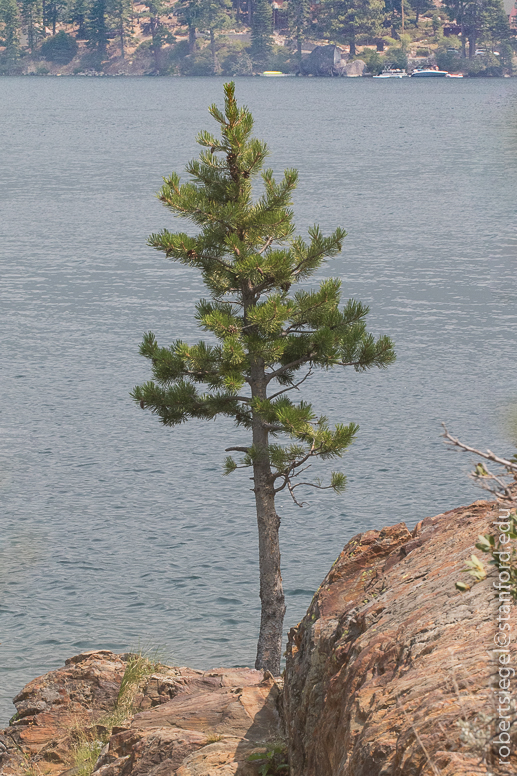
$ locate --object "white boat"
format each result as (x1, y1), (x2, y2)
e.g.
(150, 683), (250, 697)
(410, 69), (449, 77)
(373, 68), (408, 78)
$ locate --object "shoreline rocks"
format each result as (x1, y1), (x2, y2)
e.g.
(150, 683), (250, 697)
(1, 499), (515, 775)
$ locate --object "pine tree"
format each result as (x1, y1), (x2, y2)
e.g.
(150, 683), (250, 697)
(20, 0), (42, 52)
(86, 0), (109, 55)
(141, 0), (175, 71)
(321, 0), (384, 56)
(198, 0), (233, 74)
(250, 0), (273, 66)
(289, 0), (310, 68)
(175, 0), (204, 53)
(132, 83), (395, 674)
(111, 0), (132, 59)
(0, 0), (21, 70)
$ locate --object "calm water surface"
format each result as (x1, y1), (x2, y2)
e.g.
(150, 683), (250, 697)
(1, 77), (517, 723)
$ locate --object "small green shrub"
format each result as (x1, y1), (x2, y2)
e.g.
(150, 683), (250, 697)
(247, 742), (289, 775)
(67, 650), (162, 776)
(359, 48), (384, 74)
(436, 49), (462, 72)
(415, 47), (429, 56)
(40, 31), (78, 64)
(456, 511), (517, 599)
(387, 47), (408, 70)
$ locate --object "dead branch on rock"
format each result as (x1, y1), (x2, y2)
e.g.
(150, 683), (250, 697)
(442, 424), (517, 503)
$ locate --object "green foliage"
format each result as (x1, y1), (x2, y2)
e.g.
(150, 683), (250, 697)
(456, 512), (517, 599)
(20, 0), (42, 52)
(250, 0), (273, 65)
(435, 47), (461, 71)
(319, 0), (384, 56)
(86, 0), (109, 54)
(442, 0), (511, 56)
(463, 51), (503, 75)
(288, 0), (311, 65)
(222, 43), (253, 75)
(247, 742), (289, 775)
(133, 82), (395, 506)
(0, 0), (20, 48)
(359, 46), (384, 72)
(387, 45), (408, 68)
(40, 30), (78, 63)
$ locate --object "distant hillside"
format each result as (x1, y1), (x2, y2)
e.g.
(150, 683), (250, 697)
(1, 0), (515, 75)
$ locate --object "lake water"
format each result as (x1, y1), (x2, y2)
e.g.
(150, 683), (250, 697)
(1, 76), (517, 724)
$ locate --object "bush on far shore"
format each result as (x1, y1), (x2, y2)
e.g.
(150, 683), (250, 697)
(40, 31), (78, 64)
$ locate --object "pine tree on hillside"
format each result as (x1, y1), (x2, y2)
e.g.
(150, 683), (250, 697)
(321, 0), (384, 56)
(132, 83), (395, 674)
(86, 0), (109, 55)
(250, 0), (273, 66)
(20, 0), (42, 52)
(0, 0), (21, 69)
(198, 0), (233, 74)
(289, 0), (311, 68)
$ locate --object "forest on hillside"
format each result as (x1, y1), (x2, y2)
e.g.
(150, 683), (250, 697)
(0, 0), (515, 76)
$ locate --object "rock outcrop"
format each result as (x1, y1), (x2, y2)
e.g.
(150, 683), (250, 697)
(284, 500), (516, 775)
(300, 45), (345, 76)
(92, 667), (282, 776)
(0, 653), (282, 776)
(0, 650), (126, 775)
(1, 500), (515, 776)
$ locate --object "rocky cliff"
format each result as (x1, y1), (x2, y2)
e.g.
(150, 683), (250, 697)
(1, 499), (515, 776)
(284, 499), (515, 775)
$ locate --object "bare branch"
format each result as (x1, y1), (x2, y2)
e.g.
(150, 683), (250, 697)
(287, 480), (306, 507)
(442, 424), (517, 472)
(257, 236), (275, 255)
(225, 446), (251, 454)
(268, 368), (313, 400)
(266, 356), (313, 383)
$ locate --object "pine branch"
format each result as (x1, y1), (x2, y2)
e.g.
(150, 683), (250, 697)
(268, 369), (313, 400)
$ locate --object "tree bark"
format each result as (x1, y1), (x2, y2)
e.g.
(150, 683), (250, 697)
(210, 28), (217, 74)
(188, 25), (196, 54)
(250, 356), (286, 675)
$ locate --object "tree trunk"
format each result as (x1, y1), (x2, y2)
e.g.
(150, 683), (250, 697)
(210, 28), (217, 74)
(188, 24), (196, 54)
(297, 34), (302, 68)
(468, 32), (475, 58)
(349, 30), (356, 57)
(250, 357), (286, 676)
(151, 18), (161, 71)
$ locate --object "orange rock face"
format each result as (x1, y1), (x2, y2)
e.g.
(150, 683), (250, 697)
(0, 650), (126, 775)
(284, 500), (517, 776)
(92, 667), (282, 776)
(0, 656), (282, 776)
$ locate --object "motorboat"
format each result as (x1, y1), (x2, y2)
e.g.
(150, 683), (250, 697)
(410, 69), (449, 77)
(373, 68), (408, 78)
(259, 71), (294, 77)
